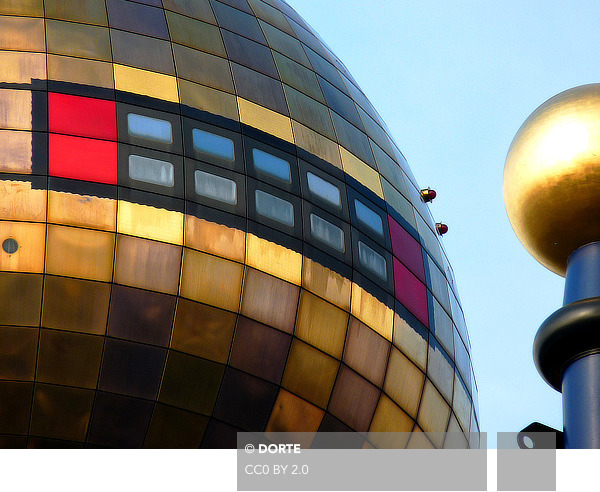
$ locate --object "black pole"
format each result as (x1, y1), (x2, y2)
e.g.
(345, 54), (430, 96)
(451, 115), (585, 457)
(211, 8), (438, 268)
(533, 241), (600, 449)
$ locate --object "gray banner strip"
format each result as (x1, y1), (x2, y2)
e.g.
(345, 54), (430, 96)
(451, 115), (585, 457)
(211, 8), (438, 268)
(237, 433), (487, 491)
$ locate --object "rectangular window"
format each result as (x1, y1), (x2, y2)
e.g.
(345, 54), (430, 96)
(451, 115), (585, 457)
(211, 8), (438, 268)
(354, 199), (384, 236)
(194, 170), (237, 205)
(255, 189), (293, 226)
(358, 241), (387, 281)
(309, 214), (344, 253)
(128, 155), (174, 187)
(127, 113), (172, 143)
(306, 172), (341, 208)
(252, 148), (291, 183)
(192, 128), (234, 161)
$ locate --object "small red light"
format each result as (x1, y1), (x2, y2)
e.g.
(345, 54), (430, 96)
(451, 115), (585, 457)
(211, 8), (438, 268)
(420, 188), (437, 202)
(436, 223), (448, 235)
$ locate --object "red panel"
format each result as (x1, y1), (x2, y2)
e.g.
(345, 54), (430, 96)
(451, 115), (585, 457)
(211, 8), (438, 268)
(393, 257), (428, 327)
(388, 215), (426, 282)
(48, 92), (117, 140)
(49, 133), (118, 185)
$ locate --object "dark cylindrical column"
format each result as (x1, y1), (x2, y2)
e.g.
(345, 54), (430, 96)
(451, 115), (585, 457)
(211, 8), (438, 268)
(562, 353), (600, 448)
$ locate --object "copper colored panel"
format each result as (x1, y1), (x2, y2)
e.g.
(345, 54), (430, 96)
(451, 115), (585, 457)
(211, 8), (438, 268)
(295, 290), (348, 359)
(0, 221), (46, 273)
(171, 298), (236, 363)
(350, 282), (393, 341)
(281, 339), (339, 409)
(417, 380), (451, 448)
(48, 188), (117, 232)
(47, 55), (115, 90)
(45, 225), (115, 282)
(393, 307), (428, 371)
(343, 317), (390, 387)
(114, 234), (182, 295)
(42, 276), (111, 335)
(302, 257), (350, 311)
(213, 368), (278, 431)
(266, 389), (324, 442)
(0, 89), (33, 131)
(0, 272), (42, 326)
(159, 351), (224, 414)
(241, 268), (299, 333)
(36, 329), (103, 389)
(229, 317), (291, 384)
(30, 384), (94, 442)
(178, 79), (240, 122)
(144, 404), (209, 448)
(108, 285), (176, 346)
(328, 365), (380, 432)
(0, 326), (38, 380)
(180, 248), (244, 312)
(368, 394), (413, 448)
(98, 339), (167, 399)
(0, 381), (33, 433)
(117, 200), (184, 245)
(0, 51), (46, 86)
(291, 121), (343, 171)
(87, 392), (154, 448)
(0, 16), (45, 52)
(44, 0), (108, 25)
(0, 177), (46, 222)
(0, 0), (44, 16)
(384, 347), (424, 419)
(185, 215), (245, 263)
(0, 130), (36, 174)
(173, 43), (233, 91)
(46, 19), (111, 60)
(246, 234), (302, 285)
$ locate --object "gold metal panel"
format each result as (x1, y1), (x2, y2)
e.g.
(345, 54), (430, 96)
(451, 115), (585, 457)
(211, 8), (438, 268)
(0, 272), (42, 326)
(184, 215), (245, 263)
(417, 380), (451, 448)
(0, 89), (32, 130)
(114, 234), (182, 295)
(350, 282), (393, 341)
(48, 54), (114, 89)
(0, 0), (44, 16)
(114, 64), (179, 103)
(0, 51), (45, 85)
(0, 130), (34, 174)
(368, 394), (413, 448)
(344, 317), (390, 386)
(0, 221), (46, 273)
(45, 0), (108, 26)
(36, 329), (104, 389)
(295, 290), (348, 359)
(238, 97), (294, 144)
(302, 257), (351, 311)
(180, 248), (244, 312)
(0, 326), (38, 380)
(46, 19), (111, 61)
(0, 16), (45, 52)
(45, 225), (115, 282)
(384, 347), (424, 418)
(393, 310), (428, 371)
(291, 121), (343, 170)
(265, 389), (324, 445)
(48, 189), (117, 231)
(173, 43), (233, 92)
(282, 339), (338, 408)
(340, 146), (384, 199)
(178, 79), (239, 121)
(241, 267), (300, 334)
(166, 11), (225, 56)
(504, 84), (600, 275)
(42, 276), (111, 335)
(117, 200), (184, 245)
(30, 384), (94, 442)
(246, 233), (302, 286)
(171, 298), (236, 363)
(0, 178), (46, 222)
(453, 373), (471, 433)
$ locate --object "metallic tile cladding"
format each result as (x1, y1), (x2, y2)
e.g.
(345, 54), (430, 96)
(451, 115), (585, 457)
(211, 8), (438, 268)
(0, 0), (478, 448)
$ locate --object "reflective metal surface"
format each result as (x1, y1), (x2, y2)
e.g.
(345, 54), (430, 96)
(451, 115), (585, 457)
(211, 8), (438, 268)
(504, 84), (600, 275)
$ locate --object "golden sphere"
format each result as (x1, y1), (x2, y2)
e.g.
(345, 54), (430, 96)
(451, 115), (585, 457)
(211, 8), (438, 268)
(504, 84), (600, 276)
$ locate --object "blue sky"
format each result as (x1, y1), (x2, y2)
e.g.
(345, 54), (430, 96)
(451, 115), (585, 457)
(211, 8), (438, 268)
(289, 0), (600, 439)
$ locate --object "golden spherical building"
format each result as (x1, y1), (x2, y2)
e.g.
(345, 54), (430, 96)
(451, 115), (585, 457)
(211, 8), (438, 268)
(0, 0), (478, 448)
(504, 84), (600, 276)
